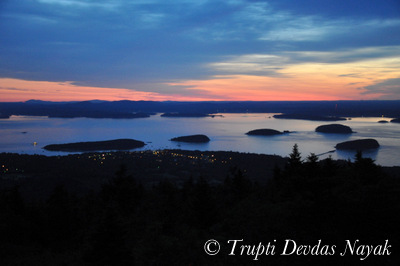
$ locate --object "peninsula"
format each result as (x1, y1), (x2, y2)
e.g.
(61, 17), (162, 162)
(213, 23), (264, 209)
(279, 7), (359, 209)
(43, 139), (146, 152)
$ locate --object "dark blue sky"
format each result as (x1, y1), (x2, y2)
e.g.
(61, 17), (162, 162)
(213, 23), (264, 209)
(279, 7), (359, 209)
(1, 0), (400, 101)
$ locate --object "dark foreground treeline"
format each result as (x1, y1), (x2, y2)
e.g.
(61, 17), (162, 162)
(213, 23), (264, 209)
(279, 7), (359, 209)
(1, 149), (399, 265)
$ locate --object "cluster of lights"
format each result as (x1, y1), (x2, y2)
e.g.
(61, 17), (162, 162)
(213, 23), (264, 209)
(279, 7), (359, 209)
(1, 164), (24, 174)
(1, 164), (8, 173)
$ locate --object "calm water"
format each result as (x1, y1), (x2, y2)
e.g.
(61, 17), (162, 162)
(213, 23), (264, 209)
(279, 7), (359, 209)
(1, 114), (399, 166)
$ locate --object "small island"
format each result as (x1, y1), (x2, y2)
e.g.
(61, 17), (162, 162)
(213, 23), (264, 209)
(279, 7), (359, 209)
(315, 124), (353, 134)
(44, 139), (146, 152)
(335, 139), (380, 151)
(170, 134), (210, 143)
(273, 114), (346, 121)
(378, 120), (389, 123)
(246, 129), (285, 136)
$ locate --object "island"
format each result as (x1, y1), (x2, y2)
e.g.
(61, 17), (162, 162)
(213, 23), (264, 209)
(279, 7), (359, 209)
(315, 124), (353, 134)
(246, 129), (286, 136)
(378, 120), (389, 123)
(335, 139), (380, 151)
(170, 134), (210, 143)
(391, 118), (400, 123)
(43, 139), (146, 152)
(274, 114), (346, 121)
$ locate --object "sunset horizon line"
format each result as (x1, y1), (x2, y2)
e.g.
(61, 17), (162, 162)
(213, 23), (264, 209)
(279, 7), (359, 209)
(2, 98), (400, 103)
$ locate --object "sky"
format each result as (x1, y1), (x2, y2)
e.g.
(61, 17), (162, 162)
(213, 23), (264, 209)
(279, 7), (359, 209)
(1, 0), (400, 102)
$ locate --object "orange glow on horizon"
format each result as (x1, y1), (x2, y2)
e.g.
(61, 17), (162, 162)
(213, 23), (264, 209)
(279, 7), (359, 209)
(0, 78), (211, 102)
(165, 52), (400, 101)
(1, 52), (400, 103)
(166, 74), (379, 101)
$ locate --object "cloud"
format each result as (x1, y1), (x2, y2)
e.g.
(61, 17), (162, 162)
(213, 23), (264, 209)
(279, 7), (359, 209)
(166, 46), (400, 101)
(259, 16), (400, 42)
(266, 0), (400, 18)
(207, 46), (400, 78)
(259, 16), (337, 42)
(360, 78), (400, 99)
(209, 54), (287, 76)
(286, 46), (400, 64)
(0, 87), (32, 92)
(36, 0), (120, 9)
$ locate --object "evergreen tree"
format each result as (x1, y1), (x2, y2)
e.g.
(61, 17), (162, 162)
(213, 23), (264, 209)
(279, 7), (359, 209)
(306, 153), (318, 164)
(353, 150), (380, 183)
(287, 143), (302, 170)
(322, 155), (336, 176)
(101, 164), (143, 215)
(84, 207), (132, 266)
(305, 153), (319, 177)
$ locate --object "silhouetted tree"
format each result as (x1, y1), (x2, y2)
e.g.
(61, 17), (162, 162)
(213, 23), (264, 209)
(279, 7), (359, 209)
(287, 143), (302, 171)
(190, 176), (217, 228)
(321, 155), (336, 177)
(101, 164), (143, 215)
(0, 186), (26, 245)
(306, 153), (318, 164)
(45, 185), (79, 249)
(305, 152), (319, 177)
(273, 164), (282, 180)
(353, 151), (381, 183)
(84, 207), (132, 266)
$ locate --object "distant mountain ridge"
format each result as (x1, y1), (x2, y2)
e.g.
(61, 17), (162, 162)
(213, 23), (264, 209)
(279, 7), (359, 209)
(1, 100), (400, 119)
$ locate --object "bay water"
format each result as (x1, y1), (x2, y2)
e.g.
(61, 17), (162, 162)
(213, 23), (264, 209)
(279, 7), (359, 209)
(1, 114), (399, 166)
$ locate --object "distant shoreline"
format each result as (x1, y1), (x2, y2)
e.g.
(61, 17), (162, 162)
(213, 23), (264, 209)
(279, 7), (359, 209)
(273, 114), (346, 121)
(1, 100), (400, 119)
